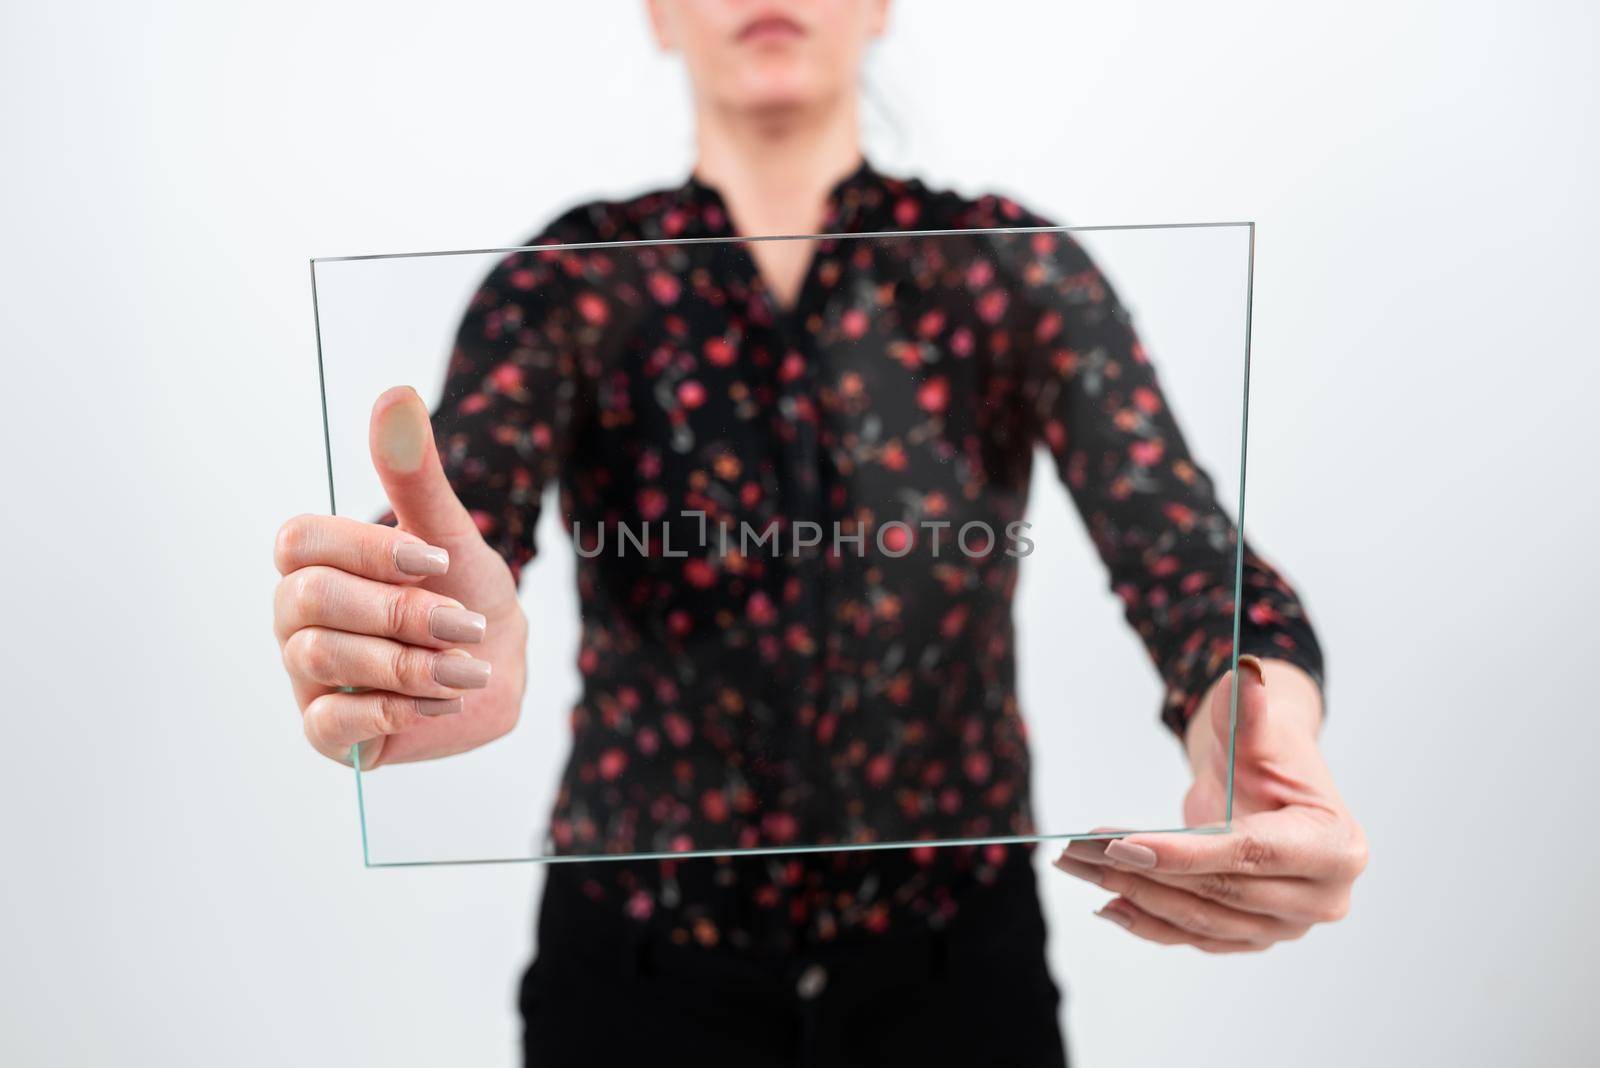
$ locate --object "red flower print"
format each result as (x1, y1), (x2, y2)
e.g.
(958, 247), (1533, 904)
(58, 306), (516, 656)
(625, 890), (654, 921)
(598, 748), (628, 782)
(746, 591), (777, 626)
(704, 336), (736, 367)
(683, 558), (716, 589)
(1130, 439), (1165, 467)
(841, 307), (869, 340)
(941, 605), (969, 639)
(762, 812), (798, 844)
(1034, 310), (1062, 342)
(576, 291), (609, 326)
(667, 609), (692, 638)
(977, 289), (1008, 324)
(663, 713), (692, 748)
(890, 340), (922, 371)
(815, 712), (836, 744)
(700, 789), (728, 823)
(1248, 601), (1282, 626)
(638, 487), (668, 520)
(677, 379), (707, 409)
(648, 271), (681, 305)
(866, 752), (893, 787)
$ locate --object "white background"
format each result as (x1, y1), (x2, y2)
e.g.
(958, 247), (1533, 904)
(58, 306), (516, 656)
(2, 1), (1596, 1065)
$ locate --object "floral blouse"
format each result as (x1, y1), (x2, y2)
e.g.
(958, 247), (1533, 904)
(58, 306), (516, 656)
(429, 161), (1322, 951)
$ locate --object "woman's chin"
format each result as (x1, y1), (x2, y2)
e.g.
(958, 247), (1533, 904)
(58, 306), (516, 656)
(722, 69), (836, 116)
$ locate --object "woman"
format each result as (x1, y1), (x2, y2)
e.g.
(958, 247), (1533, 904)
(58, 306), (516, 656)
(272, 3), (1366, 1065)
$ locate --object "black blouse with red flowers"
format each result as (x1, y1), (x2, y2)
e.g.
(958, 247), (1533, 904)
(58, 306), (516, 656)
(429, 161), (1322, 951)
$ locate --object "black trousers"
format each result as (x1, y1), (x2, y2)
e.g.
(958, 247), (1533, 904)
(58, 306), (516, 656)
(520, 860), (1069, 1068)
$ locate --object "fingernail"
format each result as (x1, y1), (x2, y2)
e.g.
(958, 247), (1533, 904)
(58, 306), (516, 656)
(1053, 853), (1104, 884)
(348, 741), (379, 771)
(1105, 840), (1159, 869)
(430, 605), (486, 643)
(1238, 654), (1267, 688)
(374, 388), (429, 473)
(1065, 839), (1112, 863)
(433, 652), (491, 689)
(1096, 905), (1134, 930)
(396, 541), (449, 576)
(417, 697), (464, 717)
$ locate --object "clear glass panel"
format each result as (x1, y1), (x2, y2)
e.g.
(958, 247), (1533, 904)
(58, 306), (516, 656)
(309, 223), (1253, 866)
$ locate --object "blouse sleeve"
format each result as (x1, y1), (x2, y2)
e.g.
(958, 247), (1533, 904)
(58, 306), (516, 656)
(422, 217), (598, 583)
(1008, 229), (1325, 737)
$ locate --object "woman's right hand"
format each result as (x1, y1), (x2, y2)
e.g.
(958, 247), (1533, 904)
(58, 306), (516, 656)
(274, 386), (529, 769)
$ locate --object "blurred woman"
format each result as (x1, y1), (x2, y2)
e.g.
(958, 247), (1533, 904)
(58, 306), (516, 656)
(272, 3), (1364, 1065)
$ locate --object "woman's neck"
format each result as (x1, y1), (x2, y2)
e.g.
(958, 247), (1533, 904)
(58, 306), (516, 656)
(691, 97), (862, 308)
(692, 98), (863, 239)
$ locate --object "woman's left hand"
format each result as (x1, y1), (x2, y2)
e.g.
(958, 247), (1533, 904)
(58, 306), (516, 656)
(1053, 655), (1367, 952)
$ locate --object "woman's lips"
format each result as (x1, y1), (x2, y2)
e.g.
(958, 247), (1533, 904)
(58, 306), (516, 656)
(737, 15), (806, 44)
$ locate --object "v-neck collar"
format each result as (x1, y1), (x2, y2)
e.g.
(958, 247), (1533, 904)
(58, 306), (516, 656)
(677, 157), (890, 240)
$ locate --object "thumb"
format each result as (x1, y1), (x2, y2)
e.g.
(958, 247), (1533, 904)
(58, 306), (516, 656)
(1207, 653), (1272, 756)
(369, 386), (477, 544)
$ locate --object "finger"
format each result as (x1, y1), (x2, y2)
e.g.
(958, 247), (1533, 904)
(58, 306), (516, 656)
(282, 627), (492, 697)
(1054, 855), (1309, 943)
(1095, 898), (1265, 954)
(1088, 811), (1358, 880)
(1061, 834), (1190, 866)
(1058, 845), (1337, 923)
(275, 513), (450, 583)
(274, 566), (486, 648)
(303, 689), (463, 764)
(370, 386), (479, 546)
(1200, 654), (1271, 753)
